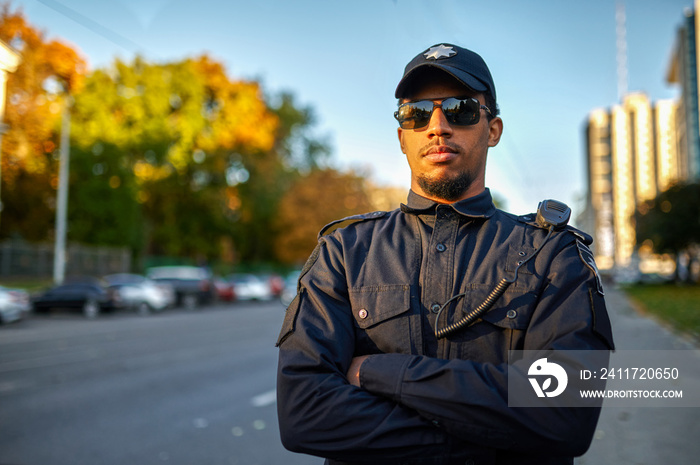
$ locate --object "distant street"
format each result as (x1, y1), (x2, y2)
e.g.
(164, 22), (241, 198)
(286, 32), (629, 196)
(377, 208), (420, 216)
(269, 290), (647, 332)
(0, 301), (323, 465)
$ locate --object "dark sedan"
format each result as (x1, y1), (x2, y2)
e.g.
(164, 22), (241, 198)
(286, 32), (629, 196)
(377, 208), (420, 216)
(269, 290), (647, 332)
(32, 281), (121, 318)
(146, 266), (216, 309)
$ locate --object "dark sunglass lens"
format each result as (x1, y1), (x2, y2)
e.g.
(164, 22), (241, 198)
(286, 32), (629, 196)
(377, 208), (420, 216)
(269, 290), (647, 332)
(443, 98), (479, 126)
(398, 101), (433, 129)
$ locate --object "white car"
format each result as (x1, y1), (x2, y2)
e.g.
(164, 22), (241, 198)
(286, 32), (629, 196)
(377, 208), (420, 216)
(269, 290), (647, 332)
(228, 274), (272, 301)
(280, 270), (302, 307)
(0, 286), (30, 324)
(104, 274), (174, 314)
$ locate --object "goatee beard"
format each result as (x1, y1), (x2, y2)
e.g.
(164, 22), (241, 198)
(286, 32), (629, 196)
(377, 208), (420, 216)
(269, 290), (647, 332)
(416, 171), (473, 202)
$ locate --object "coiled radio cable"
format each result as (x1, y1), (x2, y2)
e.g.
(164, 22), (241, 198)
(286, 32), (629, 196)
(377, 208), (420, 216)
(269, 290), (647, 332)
(435, 227), (555, 339)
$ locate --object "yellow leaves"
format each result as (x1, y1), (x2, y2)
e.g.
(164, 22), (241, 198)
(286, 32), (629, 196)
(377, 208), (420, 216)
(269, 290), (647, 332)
(165, 145), (190, 173)
(193, 56), (279, 153)
(193, 55), (229, 94)
(133, 160), (172, 182)
(43, 40), (87, 93)
(72, 52), (281, 177)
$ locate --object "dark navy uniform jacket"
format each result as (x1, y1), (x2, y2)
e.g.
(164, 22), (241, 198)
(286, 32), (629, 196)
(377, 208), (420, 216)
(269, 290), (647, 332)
(276, 189), (615, 465)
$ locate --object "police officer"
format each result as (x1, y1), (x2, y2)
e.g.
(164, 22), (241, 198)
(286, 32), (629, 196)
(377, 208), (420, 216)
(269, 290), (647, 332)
(276, 43), (614, 465)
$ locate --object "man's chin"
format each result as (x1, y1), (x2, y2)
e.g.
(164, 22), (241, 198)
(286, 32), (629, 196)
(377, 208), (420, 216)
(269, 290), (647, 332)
(416, 173), (472, 202)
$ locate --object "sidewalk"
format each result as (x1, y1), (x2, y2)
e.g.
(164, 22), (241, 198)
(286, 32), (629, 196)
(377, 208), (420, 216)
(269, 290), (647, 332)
(577, 285), (700, 464)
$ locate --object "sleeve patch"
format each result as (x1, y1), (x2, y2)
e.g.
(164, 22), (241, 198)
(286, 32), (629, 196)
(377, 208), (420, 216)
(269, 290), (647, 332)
(275, 243), (321, 347)
(275, 291), (302, 347)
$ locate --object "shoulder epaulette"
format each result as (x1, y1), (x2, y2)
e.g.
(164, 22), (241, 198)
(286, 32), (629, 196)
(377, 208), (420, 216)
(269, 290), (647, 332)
(318, 211), (388, 238)
(516, 213), (593, 245)
(516, 212), (538, 227)
(565, 225), (593, 245)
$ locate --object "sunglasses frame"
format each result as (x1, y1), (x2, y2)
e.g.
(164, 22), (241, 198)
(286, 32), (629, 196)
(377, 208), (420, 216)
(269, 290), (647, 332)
(394, 97), (492, 130)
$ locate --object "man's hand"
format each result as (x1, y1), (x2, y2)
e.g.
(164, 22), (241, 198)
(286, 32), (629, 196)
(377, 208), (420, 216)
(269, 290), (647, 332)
(346, 355), (370, 387)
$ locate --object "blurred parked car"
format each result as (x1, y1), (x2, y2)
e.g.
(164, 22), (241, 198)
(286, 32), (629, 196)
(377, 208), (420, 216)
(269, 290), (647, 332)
(213, 277), (236, 302)
(32, 278), (120, 318)
(280, 270), (302, 307)
(227, 273), (272, 301)
(103, 273), (174, 314)
(146, 266), (216, 309)
(0, 285), (31, 324)
(262, 274), (285, 298)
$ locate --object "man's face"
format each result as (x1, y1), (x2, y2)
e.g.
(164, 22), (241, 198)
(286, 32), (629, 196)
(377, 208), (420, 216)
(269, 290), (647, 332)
(397, 74), (503, 203)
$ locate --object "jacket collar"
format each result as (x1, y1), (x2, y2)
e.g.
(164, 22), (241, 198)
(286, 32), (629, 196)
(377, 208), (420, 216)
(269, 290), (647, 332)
(401, 188), (496, 219)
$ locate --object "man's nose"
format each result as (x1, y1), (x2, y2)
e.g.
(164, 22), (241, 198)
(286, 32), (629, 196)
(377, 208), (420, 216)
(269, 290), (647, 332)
(427, 106), (453, 137)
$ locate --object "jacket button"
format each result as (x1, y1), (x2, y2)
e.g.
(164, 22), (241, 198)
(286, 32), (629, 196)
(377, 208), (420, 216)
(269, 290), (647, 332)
(358, 309), (368, 319)
(436, 243), (447, 252)
(507, 310), (517, 319)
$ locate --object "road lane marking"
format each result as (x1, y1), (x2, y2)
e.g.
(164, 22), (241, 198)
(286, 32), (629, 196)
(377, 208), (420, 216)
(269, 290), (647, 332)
(251, 389), (276, 407)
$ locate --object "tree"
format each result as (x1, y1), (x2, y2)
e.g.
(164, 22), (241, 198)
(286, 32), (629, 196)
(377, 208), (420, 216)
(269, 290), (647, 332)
(68, 54), (337, 267)
(273, 168), (373, 265)
(229, 92), (332, 265)
(0, 4), (345, 269)
(635, 182), (700, 283)
(0, 3), (86, 240)
(68, 55), (282, 261)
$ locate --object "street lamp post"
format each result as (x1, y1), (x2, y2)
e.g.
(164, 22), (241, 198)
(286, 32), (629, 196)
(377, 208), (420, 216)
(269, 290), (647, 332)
(53, 96), (72, 284)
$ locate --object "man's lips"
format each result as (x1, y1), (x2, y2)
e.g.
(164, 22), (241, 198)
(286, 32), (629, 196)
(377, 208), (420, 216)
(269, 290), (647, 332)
(422, 146), (458, 163)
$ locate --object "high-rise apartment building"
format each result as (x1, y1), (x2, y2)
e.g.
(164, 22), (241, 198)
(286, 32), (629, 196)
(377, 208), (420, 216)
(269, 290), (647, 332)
(655, 99), (682, 191)
(584, 109), (615, 271)
(667, 0), (700, 181)
(583, 94), (676, 272)
(581, 2), (698, 277)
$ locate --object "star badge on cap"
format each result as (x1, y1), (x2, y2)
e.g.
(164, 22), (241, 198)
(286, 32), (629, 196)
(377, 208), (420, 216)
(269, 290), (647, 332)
(424, 44), (456, 60)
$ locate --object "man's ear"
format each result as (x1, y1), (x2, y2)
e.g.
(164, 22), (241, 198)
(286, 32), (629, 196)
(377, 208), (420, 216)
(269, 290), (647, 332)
(397, 127), (406, 153)
(488, 117), (503, 147)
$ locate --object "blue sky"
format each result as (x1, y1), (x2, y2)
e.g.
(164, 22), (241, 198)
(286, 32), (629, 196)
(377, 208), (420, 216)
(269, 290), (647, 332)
(9, 0), (694, 219)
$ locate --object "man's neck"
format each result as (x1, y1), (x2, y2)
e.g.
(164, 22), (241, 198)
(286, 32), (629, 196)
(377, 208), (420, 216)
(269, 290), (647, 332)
(411, 185), (486, 204)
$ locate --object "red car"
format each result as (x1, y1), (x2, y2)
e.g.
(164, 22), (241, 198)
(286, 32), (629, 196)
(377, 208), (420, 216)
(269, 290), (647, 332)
(213, 277), (236, 302)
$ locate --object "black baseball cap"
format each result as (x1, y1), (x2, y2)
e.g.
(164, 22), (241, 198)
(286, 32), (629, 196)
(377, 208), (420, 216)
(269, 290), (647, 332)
(395, 43), (497, 103)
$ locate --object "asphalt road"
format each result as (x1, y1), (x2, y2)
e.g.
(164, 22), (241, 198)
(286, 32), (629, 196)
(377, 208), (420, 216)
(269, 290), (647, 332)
(3, 287), (697, 464)
(0, 301), (323, 465)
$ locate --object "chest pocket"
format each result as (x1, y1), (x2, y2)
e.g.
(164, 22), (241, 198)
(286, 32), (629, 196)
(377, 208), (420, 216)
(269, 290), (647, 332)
(348, 284), (413, 355)
(453, 285), (537, 362)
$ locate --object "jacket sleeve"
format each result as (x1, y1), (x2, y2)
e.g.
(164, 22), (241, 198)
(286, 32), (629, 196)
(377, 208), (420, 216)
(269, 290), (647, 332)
(358, 237), (615, 457)
(276, 238), (448, 461)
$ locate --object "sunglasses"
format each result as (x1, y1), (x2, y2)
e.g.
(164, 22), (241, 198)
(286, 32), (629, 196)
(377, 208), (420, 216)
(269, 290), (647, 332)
(394, 97), (492, 130)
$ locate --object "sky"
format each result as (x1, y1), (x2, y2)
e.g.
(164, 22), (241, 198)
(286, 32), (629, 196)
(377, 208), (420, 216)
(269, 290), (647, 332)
(6, 0), (695, 220)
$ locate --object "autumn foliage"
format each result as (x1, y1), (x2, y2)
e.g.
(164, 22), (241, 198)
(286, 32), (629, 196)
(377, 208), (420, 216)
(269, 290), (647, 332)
(0, 4), (86, 239)
(274, 169), (374, 265)
(0, 4), (391, 269)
